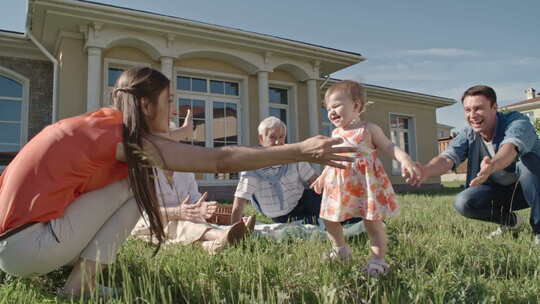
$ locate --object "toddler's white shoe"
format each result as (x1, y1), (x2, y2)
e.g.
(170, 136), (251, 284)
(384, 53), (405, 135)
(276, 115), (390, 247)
(325, 244), (352, 262)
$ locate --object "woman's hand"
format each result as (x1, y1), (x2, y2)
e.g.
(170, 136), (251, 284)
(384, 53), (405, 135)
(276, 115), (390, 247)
(299, 136), (357, 169)
(177, 192), (217, 223)
(182, 109), (193, 132)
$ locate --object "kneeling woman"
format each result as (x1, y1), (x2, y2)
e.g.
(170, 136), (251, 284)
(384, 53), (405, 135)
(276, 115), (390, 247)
(0, 67), (355, 297)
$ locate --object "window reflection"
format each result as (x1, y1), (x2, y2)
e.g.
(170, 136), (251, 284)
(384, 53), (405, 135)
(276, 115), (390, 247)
(176, 75), (241, 181)
(107, 68), (124, 87)
(0, 76), (22, 98)
(269, 87), (287, 104)
(270, 107), (287, 124)
(0, 100), (21, 121)
(0, 75), (23, 152)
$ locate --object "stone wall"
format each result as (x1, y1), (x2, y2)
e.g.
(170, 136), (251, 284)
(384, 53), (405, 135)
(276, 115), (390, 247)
(0, 56), (53, 139)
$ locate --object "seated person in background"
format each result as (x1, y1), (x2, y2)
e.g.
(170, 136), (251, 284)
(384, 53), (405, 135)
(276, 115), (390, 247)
(132, 169), (253, 254)
(231, 117), (321, 224)
(132, 109), (254, 254)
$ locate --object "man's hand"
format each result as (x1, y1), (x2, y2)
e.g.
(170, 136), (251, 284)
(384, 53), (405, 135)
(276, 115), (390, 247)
(400, 160), (422, 185)
(404, 162), (427, 187)
(470, 156), (494, 187)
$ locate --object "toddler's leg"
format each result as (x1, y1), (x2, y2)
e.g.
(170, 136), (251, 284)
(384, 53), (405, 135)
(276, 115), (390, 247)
(323, 219), (351, 261)
(324, 219), (346, 248)
(362, 219), (389, 276)
(363, 219), (387, 261)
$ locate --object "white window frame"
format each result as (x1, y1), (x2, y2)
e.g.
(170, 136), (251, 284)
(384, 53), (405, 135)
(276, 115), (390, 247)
(0, 66), (29, 155)
(268, 80), (298, 143)
(175, 67), (249, 186)
(102, 58), (150, 107)
(388, 112), (417, 175)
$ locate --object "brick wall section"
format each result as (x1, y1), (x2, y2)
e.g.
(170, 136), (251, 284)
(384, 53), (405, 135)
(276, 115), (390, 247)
(0, 56), (53, 139)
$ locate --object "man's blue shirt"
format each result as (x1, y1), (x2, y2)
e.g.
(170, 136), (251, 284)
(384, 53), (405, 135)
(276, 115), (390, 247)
(441, 111), (540, 187)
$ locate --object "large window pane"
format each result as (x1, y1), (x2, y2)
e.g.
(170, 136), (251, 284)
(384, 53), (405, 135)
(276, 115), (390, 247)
(0, 122), (21, 144)
(226, 103), (238, 142)
(390, 116), (397, 128)
(177, 76), (191, 91)
(270, 107), (287, 125)
(192, 78), (207, 92)
(107, 68), (124, 87)
(400, 132), (410, 153)
(192, 100), (205, 120)
(213, 102), (225, 141)
(193, 120), (205, 146)
(178, 98), (191, 116)
(214, 141), (239, 180)
(225, 82), (239, 96)
(269, 87), (288, 105)
(0, 76), (22, 98)
(0, 100), (21, 121)
(399, 117), (409, 129)
(0, 143), (19, 152)
(177, 98), (190, 127)
(390, 114), (415, 173)
(210, 80), (224, 94)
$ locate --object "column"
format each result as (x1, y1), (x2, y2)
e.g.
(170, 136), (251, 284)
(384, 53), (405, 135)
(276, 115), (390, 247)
(306, 78), (319, 136)
(257, 71), (269, 122)
(86, 46), (102, 111)
(160, 56), (174, 81)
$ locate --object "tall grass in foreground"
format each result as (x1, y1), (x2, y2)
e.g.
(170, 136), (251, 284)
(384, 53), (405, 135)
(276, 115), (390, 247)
(1, 184), (540, 303)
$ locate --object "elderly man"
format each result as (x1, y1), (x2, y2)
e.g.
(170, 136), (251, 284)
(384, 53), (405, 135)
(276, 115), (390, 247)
(411, 85), (540, 245)
(231, 117), (321, 224)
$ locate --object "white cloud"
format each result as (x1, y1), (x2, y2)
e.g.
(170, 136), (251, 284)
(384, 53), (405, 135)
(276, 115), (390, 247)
(508, 56), (540, 66)
(397, 48), (482, 57)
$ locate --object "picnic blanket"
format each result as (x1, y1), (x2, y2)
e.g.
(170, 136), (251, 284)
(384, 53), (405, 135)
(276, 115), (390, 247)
(213, 220), (365, 242)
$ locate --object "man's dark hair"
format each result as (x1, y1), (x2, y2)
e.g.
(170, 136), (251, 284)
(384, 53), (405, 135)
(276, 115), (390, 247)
(461, 85), (497, 106)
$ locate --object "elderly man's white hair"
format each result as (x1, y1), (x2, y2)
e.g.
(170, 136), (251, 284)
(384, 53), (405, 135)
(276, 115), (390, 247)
(258, 116), (287, 135)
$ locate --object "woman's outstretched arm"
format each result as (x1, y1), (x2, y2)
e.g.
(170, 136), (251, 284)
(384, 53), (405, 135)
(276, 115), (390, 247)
(126, 134), (358, 173)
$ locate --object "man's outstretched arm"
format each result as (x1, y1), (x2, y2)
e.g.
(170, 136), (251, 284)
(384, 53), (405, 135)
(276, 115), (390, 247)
(409, 155), (454, 186)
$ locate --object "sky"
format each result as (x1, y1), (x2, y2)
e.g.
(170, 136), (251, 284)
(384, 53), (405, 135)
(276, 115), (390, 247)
(2, 0), (539, 130)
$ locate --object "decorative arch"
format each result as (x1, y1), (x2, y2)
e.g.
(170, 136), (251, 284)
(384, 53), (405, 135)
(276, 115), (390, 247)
(178, 50), (261, 74)
(270, 62), (311, 81)
(103, 36), (162, 60)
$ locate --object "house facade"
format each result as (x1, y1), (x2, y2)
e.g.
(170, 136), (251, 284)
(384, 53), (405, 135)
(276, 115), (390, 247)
(501, 88), (540, 124)
(436, 123), (454, 139)
(0, 0), (455, 200)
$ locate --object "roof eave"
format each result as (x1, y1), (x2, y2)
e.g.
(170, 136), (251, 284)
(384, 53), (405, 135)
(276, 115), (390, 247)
(321, 78), (456, 108)
(503, 100), (540, 111)
(35, 0), (364, 66)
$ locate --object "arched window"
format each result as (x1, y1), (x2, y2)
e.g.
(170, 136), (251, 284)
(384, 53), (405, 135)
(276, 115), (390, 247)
(0, 72), (27, 152)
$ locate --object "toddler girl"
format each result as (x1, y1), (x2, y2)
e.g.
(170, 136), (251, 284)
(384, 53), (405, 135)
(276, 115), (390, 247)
(312, 80), (420, 276)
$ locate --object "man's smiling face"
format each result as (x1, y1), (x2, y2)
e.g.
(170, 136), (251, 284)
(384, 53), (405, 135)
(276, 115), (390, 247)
(463, 94), (498, 139)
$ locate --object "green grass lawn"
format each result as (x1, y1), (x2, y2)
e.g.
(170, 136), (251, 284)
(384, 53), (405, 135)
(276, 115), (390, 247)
(1, 183), (539, 304)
